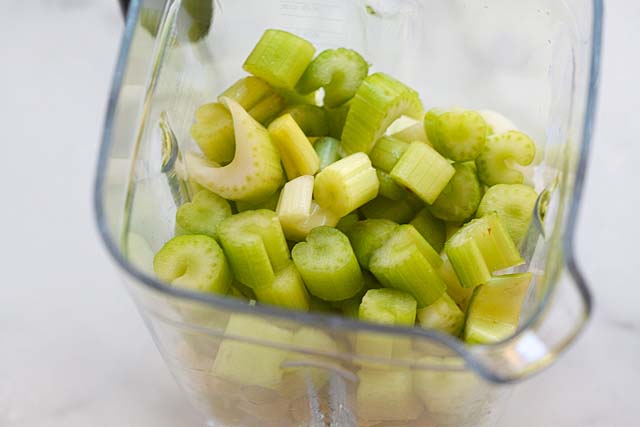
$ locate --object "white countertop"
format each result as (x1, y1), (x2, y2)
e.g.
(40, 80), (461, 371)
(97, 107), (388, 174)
(0, 1), (638, 426)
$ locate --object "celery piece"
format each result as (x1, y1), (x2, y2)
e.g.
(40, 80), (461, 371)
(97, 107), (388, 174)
(183, 0), (213, 42)
(369, 225), (446, 307)
(248, 92), (286, 125)
(390, 121), (429, 144)
(219, 76), (275, 111)
(439, 257), (473, 311)
(314, 153), (379, 217)
(346, 219), (399, 269)
(313, 136), (341, 170)
(331, 271), (381, 317)
(464, 273), (533, 344)
(342, 73), (423, 154)
(430, 162), (482, 222)
(445, 221), (462, 241)
(410, 207), (446, 253)
(325, 102), (350, 139)
(276, 175), (314, 229)
(308, 295), (339, 313)
(212, 314), (293, 389)
(282, 104), (329, 137)
(190, 103), (235, 165)
(476, 130), (536, 185)
(285, 201), (340, 242)
(478, 109), (518, 135)
(235, 189), (280, 212)
(377, 169), (409, 201)
(445, 213), (523, 288)
(476, 183), (538, 246)
(424, 109), (488, 161)
(357, 369), (423, 422)
(230, 280), (256, 300)
(186, 98), (284, 203)
(390, 142), (455, 204)
(175, 189), (232, 240)
(217, 209), (290, 290)
(335, 212), (360, 233)
(153, 235), (232, 295)
(417, 293), (465, 336)
(360, 196), (415, 224)
(243, 29), (315, 90)
(268, 114), (321, 179)
(291, 226), (363, 301)
(254, 261), (310, 311)
(296, 48), (369, 108)
(369, 136), (409, 173)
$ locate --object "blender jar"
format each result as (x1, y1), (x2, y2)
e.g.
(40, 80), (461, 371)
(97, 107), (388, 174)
(95, 0), (602, 426)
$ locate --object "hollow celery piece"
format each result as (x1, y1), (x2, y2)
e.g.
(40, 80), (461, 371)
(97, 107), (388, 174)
(268, 114), (320, 179)
(360, 196), (415, 224)
(357, 369), (423, 422)
(445, 213), (523, 289)
(342, 73), (423, 154)
(476, 130), (536, 185)
(376, 169), (409, 201)
(417, 293), (465, 336)
(243, 29), (315, 90)
(217, 209), (290, 289)
(346, 219), (399, 269)
(325, 102), (350, 139)
(254, 261), (310, 311)
(186, 98), (284, 203)
(335, 212), (359, 233)
(430, 162), (483, 222)
(296, 48), (369, 108)
(291, 226), (363, 301)
(476, 183), (538, 246)
(410, 207), (446, 253)
(478, 109), (517, 135)
(369, 225), (446, 307)
(212, 314), (293, 389)
(390, 142), (455, 204)
(190, 103), (235, 165)
(313, 137), (341, 170)
(424, 109), (488, 161)
(369, 136), (409, 173)
(235, 189), (280, 212)
(175, 190), (232, 240)
(153, 235), (232, 295)
(464, 272), (533, 344)
(314, 153), (379, 217)
(282, 104), (329, 137)
(440, 256), (473, 311)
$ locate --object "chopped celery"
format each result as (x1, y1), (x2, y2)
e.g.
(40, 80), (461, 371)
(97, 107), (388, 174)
(268, 114), (320, 179)
(430, 162), (482, 222)
(417, 293), (465, 336)
(342, 73), (423, 154)
(153, 235), (232, 295)
(390, 121), (429, 144)
(390, 142), (455, 204)
(369, 136), (409, 173)
(282, 104), (329, 137)
(230, 280), (256, 300)
(369, 225), (446, 307)
(217, 209), (290, 289)
(175, 190), (232, 240)
(424, 109), (488, 161)
(476, 130), (536, 185)
(254, 261), (310, 311)
(291, 226), (363, 301)
(190, 103), (235, 165)
(331, 271), (381, 317)
(296, 48), (369, 107)
(243, 29), (315, 90)
(464, 273), (533, 344)
(314, 153), (379, 217)
(325, 102), (350, 139)
(476, 183), (538, 246)
(219, 76), (275, 110)
(285, 201), (340, 242)
(357, 369), (423, 422)
(346, 219), (399, 269)
(308, 295), (339, 313)
(360, 196), (415, 224)
(445, 213), (523, 289)
(377, 169), (409, 201)
(313, 136), (341, 170)
(478, 109), (517, 135)
(248, 92), (286, 125)
(335, 212), (360, 233)
(235, 189), (280, 212)
(410, 207), (446, 253)
(445, 221), (462, 241)
(439, 257), (473, 311)
(186, 98), (284, 203)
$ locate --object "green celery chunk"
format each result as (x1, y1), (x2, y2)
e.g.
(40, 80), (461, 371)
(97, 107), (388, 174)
(439, 256), (473, 311)
(282, 104), (329, 136)
(248, 92), (287, 125)
(357, 369), (424, 422)
(175, 189), (232, 240)
(476, 130), (536, 185)
(331, 271), (381, 317)
(235, 189), (280, 212)
(417, 293), (465, 336)
(335, 212), (360, 233)
(153, 235), (232, 295)
(410, 207), (446, 253)
(313, 136), (341, 170)
(430, 162), (483, 222)
(424, 109), (488, 161)
(377, 169), (409, 201)
(268, 114), (320, 179)
(219, 76), (275, 111)
(189, 103), (235, 165)
(291, 226), (363, 301)
(369, 136), (409, 173)
(360, 196), (415, 224)
(254, 261), (310, 311)
(325, 102), (350, 139)
(346, 219), (399, 269)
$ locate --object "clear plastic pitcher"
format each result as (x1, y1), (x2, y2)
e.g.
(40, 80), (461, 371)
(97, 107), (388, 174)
(95, 0), (602, 425)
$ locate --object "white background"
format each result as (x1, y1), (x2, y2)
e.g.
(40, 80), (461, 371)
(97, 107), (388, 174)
(0, 1), (638, 426)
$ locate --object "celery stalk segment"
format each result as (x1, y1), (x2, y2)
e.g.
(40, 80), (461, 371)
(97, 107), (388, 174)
(254, 261), (310, 311)
(424, 109), (488, 161)
(476, 130), (536, 185)
(175, 189), (232, 240)
(346, 219), (399, 269)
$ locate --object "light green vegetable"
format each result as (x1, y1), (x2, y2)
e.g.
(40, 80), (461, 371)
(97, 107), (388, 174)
(424, 109), (488, 161)
(476, 130), (536, 185)
(175, 190), (232, 240)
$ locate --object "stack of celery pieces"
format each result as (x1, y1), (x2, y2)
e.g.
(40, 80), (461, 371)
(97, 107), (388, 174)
(153, 29), (540, 397)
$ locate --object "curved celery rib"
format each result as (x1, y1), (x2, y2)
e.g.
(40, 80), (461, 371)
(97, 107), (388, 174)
(346, 219), (399, 269)
(314, 153), (379, 217)
(369, 224), (446, 307)
(296, 48), (369, 108)
(417, 293), (465, 336)
(153, 235), (232, 295)
(430, 162), (482, 222)
(377, 169), (409, 201)
(410, 207), (446, 253)
(464, 272), (533, 344)
(369, 136), (409, 173)
(282, 104), (329, 137)
(217, 209), (290, 290)
(478, 109), (518, 135)
(313, 137), (341, 170)
(341, 73), (423, 154)
(476, 130), (536, 185)
(254, 261), (310, 311)
(360, 196), (415, 224)
(186, 98), (284, 203)
(291, 226), (363, 301)
(476, 184), (538, 246)
(268, 114), (320, 179)
(424, 109), (488, 161)
(175, 189), (232, 240)
(445, 213), (523, 289)
(390, 142), (455, 204)
(243, 29), (315, 90)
